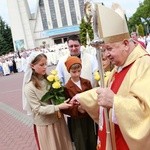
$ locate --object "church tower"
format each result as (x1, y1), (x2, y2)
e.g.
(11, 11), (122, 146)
(7, 0), (35, 51)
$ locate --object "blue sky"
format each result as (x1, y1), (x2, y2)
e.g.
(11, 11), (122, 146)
(0, 0), (144, 25)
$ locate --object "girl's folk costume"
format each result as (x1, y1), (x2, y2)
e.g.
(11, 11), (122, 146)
(22, 52), (73, 150)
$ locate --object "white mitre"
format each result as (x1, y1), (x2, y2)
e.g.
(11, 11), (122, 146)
(94, 3), (130, 43)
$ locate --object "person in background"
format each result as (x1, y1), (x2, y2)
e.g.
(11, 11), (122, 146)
(12, 56), (18, 73)
(15, 55), (22, 72)
(63, 56), (97, 150)
(146, 33), (150, 53)
(101, 53), (113, 72)
(94, 51), (113, 90)
(21, 51), (28, 72)
(22, 51), (73, 150)
(0, 58), (4, 76)
(130, 32), (146, 49)
(2, 58), (10, 76)
(7, 57), (14, 74)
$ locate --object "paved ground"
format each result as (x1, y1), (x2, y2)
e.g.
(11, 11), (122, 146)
(0, 66), (56, 150)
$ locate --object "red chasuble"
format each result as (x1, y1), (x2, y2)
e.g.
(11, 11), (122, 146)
(97, 63), (133, 150)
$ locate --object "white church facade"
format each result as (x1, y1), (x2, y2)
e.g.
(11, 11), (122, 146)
(7, 0), (85, 51)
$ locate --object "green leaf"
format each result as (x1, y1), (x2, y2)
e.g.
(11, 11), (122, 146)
(59, 96), (66, 101)
(53, 99), (64, 105)
(41, 92), (54, 102)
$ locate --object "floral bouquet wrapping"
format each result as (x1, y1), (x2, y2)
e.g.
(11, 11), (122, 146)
(41, 70), (66, 105)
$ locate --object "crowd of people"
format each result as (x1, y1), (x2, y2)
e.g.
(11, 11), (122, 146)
(0, 42), (96, 77)
(0, 44), (64, 76)
(0, 51), (22, 76)
(130, 32), (150, 51)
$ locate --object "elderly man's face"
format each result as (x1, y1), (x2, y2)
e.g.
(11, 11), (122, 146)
(103, 41), (128, 66)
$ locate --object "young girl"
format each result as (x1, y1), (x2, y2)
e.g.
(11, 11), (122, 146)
(22, 51), (73, 150)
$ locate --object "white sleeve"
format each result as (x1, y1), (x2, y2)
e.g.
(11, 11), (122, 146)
(91, 55), (98, 73)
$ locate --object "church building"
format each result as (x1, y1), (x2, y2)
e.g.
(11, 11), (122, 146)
(7, 0), (85, 51)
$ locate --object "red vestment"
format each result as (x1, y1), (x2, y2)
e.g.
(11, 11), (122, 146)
(97, 63), (133, 150)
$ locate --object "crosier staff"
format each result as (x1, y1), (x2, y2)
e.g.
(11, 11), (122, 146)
(89, 3), (112, 150)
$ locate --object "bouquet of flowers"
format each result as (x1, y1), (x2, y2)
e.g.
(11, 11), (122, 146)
(41, 70), (66, 105)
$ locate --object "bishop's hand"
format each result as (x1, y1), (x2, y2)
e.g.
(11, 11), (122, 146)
(96, 87), (114, 109)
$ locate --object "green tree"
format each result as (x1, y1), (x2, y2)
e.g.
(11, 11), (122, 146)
(138, 24), (145, 36)
(79, 18), (94, 47)
(80, 18), (87, 46)
(128, 0), (150, 34)
(0, 17), (13, 55)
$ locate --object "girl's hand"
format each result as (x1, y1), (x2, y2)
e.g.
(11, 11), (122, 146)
(57, 99), (73, 110)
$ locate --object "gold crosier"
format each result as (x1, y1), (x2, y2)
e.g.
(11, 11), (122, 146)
(84, 2), (113, 150)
